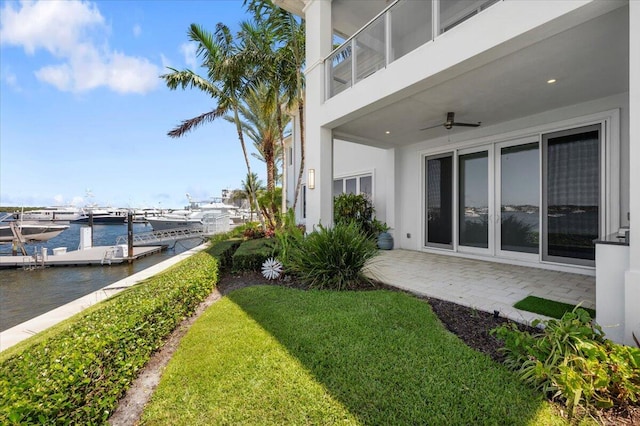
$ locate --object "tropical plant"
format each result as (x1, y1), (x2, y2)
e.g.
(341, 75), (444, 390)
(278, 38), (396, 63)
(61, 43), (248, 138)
(492, 308), (640, 419)
(226, 82), (289, 193)
(257, 187), (282, 230)
(241, 172), (264, 222)
(245, 0), (305, 210)
(333, 193), (379, 238)
(273, 208), (305, 266)
(161, 23), (262, 223)
(286, 222), (379, 290)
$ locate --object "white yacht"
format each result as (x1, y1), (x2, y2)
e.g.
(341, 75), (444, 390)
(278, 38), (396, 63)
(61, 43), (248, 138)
(146, 197), (237, 231)
(17, 206), (86, 222)
(0, 214), (69, 243)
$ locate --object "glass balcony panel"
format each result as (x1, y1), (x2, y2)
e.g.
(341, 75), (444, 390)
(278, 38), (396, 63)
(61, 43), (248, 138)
(390, 0), (432, 62)
(355, 15), (386, 83)
(440, 0), (500, 34)
(328, 43), (353, 97)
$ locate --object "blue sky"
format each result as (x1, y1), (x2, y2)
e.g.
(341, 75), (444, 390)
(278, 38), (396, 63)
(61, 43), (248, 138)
(0, 0), (264, 209)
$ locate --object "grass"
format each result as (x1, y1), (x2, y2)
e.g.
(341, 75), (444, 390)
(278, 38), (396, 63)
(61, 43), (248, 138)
(142, 286), (568, 425)
(514, 295), (596, 319)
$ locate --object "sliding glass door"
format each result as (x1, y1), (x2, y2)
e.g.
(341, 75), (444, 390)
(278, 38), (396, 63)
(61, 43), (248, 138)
(458, 146), (492, 253)
(423, 123), (602, 268)
(542, 125), (600, 266)
(425, 153), (454, 249)
(496, 140), (539, 259)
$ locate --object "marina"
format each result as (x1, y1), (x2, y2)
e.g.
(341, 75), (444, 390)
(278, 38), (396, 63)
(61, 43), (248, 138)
(0, 245), (163, 268)
(0, 222), (207, 331)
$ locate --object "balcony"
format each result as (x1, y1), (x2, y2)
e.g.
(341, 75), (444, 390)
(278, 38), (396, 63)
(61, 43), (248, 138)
(325, 0), (501, 99)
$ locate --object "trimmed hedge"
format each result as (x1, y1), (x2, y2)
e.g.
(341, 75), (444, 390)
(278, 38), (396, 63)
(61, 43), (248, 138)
(0, 248), (219, 425)
(232, 238), (275, 272)
(208, 239), (242, 272)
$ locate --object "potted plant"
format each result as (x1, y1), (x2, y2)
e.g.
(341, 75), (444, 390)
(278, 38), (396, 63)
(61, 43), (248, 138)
(374, 219), (393, 250)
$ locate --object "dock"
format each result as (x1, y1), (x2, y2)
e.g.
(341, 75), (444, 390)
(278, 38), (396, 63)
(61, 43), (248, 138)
(0, 245), (163, 269)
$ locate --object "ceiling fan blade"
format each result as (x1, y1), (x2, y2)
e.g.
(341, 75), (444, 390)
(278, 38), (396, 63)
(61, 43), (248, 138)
(420, 123), (444, 131)
(452, 122), (481, 127)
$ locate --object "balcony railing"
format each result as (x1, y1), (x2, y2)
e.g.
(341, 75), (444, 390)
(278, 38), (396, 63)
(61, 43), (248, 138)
(325, 0), (501, 99)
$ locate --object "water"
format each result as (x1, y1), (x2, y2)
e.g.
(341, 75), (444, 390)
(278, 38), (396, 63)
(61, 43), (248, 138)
(0, 223), (203, 332)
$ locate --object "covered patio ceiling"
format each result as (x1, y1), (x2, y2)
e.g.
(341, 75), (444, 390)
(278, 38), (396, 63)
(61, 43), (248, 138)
(331, 4), (629, 149)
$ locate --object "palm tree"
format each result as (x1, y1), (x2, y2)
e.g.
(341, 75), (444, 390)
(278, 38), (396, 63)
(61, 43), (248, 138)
(244, 1), (305, 211)
(242, 172), (264, 221)
(161, 23), (263, 223)
(226, 82), (289, 192)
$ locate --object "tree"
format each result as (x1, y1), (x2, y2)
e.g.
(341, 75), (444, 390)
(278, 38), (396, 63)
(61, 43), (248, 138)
(241, 172), (264, 221)
(245, 1), (305, 211)
(161, 23), (263, 223)
(225, 82), (289, 193)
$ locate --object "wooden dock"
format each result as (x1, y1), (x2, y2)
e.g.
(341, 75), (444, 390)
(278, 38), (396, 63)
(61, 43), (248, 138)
(0, 245), (163, 269)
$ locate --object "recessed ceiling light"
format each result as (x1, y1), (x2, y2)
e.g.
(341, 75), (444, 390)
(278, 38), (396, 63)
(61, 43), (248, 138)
(547, 79), (557, 84)
(385, 130), (391, 134)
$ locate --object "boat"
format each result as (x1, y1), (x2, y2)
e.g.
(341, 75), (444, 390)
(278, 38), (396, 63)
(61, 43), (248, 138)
(0, 214), (69, 243)
(16, 206), (86, 222)
(146, 197), (237, 231)
(71, 207), (128, 224)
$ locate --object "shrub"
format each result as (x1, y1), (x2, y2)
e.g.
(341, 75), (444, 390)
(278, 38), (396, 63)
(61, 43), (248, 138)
(0, 249), (219, 425)
(286, 222), (378, 290)
(232, 238), (275, 272)
(238, 222), (265, 240)
(492, 308), (640, 419)
(333, 193), (380, 238)
(208, 239), (242, 272)
(274, 209), (305, 266)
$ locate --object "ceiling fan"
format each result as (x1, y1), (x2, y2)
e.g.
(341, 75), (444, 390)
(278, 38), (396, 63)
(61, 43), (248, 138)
(420, 112), (481, 131)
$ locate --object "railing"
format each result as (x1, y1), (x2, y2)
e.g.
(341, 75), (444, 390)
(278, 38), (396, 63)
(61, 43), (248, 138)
(326, 0), (501, 99)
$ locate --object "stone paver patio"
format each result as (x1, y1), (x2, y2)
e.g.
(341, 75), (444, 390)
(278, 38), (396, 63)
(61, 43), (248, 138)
(365, 249), (595, 326)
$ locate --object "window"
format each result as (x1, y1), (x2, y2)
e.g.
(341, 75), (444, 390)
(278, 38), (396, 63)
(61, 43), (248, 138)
(333, 173), (373, 198)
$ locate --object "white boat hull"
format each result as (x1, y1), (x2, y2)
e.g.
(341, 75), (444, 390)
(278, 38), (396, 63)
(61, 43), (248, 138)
(0, 223), (69, 243)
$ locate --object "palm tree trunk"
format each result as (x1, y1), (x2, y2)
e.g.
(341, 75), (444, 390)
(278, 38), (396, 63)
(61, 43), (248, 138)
(293, 98), (305, 211)
(234, 105), (264, 225)
(277, 103), (287, 218)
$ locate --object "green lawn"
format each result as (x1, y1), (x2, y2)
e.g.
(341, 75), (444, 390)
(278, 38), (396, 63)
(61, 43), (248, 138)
(142, 286), (567, 425)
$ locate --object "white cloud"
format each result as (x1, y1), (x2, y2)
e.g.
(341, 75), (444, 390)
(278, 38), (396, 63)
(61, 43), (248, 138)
(160, 53), (172, 70)
(180, 42), (198, 69)
(2, 69), (21, 90)
(0, 0), (160, 94)
(71, 196), (85, 206)
(133, 24), (141, 37)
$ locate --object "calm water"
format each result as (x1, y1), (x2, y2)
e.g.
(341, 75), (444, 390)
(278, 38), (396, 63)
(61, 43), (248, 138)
(0, 223), (202, 332)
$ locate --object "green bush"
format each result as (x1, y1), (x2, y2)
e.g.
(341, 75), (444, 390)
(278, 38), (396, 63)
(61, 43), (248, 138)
(492, 308), (640, 419)
(333, 193), (382, 239)
(0, 249), (219, 425)
(286, 222), (378, 290)
(274, 209), (305, 266)
(208, 239), (242, 272)
(232, 238), (275, 272)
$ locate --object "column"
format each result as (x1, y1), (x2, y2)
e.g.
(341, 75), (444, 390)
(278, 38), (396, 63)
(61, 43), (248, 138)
(624, 0), (640, 346)
(304, 0), (333, 231)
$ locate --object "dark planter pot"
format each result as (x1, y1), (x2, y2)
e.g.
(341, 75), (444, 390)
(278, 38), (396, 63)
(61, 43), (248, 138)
(377, 232), (394, 250)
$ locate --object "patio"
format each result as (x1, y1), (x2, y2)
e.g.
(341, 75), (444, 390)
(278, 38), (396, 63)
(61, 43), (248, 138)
(365, 249), (595, 327)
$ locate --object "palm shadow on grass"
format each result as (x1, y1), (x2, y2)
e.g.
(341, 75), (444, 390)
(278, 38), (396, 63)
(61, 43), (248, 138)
(222, 286), (561, 425)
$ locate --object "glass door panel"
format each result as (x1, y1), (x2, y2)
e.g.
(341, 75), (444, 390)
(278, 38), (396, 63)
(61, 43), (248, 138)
(499, 142), (539, 256)
(425, 154), (453, 249)
(542, 125), (600, 266)
(459, 150), (490, 250)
